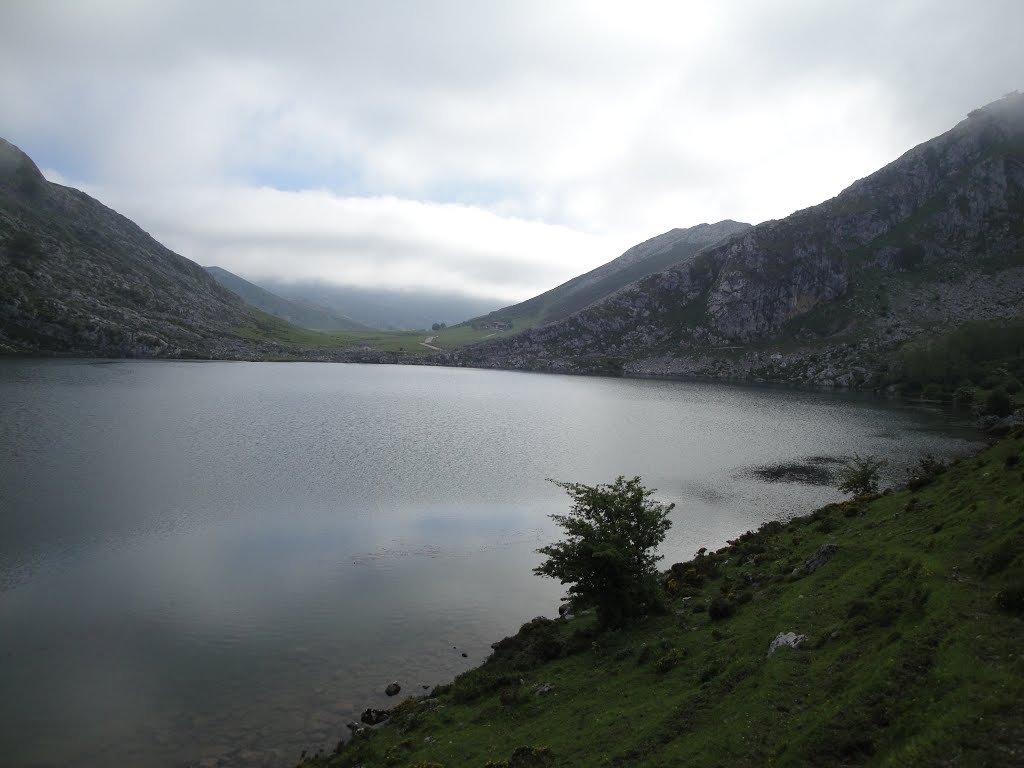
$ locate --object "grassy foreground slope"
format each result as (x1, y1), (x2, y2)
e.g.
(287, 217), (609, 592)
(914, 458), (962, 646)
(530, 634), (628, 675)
(303, 436), (1024, 768)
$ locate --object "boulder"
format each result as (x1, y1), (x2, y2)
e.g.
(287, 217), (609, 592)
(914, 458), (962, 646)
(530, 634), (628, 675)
(767, 631), (807, 657)
(795, 543), (838, 575)
(360, 708), (390, 725)
(385, 682), (401, 697)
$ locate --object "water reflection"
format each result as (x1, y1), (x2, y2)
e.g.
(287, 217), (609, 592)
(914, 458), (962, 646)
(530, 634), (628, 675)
(0, 360), (981, 766)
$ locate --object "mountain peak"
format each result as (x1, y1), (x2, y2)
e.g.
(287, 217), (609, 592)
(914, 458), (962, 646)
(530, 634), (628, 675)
(0, 138), (45, 191)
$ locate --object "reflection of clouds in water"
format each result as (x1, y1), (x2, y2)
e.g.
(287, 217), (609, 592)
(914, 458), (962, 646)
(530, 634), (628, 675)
(351, 542), (445, 565)
(351, 528), (547, 565)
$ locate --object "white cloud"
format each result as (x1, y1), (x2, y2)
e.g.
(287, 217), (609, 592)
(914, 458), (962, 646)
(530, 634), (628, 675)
(4, 0), (1024, 305)
(75, 181), (624, 303)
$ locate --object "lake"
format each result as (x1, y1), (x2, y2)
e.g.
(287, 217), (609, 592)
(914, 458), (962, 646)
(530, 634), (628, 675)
(0, 360), (982, 767)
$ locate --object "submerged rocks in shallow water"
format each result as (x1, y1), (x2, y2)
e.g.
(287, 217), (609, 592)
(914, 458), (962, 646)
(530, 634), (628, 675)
(745, 456), (843, 485)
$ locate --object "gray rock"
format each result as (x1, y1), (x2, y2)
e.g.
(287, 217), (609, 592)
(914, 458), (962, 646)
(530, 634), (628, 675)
(767, 631), (807, 657)
(360, 708), (390, 725)
(795, 543), (838, 575)
(385, 682), (401, 697)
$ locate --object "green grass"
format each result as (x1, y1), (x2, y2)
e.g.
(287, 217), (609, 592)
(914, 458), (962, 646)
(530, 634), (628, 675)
(431, 324), (526, 348)
(300, 435), (1024, 767)
(231, 306), (533, 355)
(232, 309), (438, 354)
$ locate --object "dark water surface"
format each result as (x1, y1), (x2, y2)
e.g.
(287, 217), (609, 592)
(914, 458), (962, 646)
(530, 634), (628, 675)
(0, 360), (982, 766)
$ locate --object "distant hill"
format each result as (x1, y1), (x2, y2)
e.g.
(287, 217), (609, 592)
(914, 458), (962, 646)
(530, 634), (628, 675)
(446, 93), (1024, 388)
(258, 279), (503, 331)
(205, 266), (368, 331)
(472, 219), (751, 328)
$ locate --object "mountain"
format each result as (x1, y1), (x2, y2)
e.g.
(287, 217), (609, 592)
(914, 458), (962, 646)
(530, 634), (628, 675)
(471, 219), (751, 328)
(257, 279), (502, 330)
(204, 266), (368, 331)
(0, 138), (330, 359)
(445, 93), (1024, 387)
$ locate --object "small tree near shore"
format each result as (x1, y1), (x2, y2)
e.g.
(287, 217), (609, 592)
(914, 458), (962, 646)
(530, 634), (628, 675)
(534, 476), (673, 628)
(837, 454), (887, 497)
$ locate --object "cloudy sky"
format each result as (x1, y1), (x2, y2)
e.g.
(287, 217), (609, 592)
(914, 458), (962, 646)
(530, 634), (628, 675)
(1, 1), (1022, 306)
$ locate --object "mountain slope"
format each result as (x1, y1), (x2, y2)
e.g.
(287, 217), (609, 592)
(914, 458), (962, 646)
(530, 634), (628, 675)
(447, 93), (1024, 386)
(471, 219), (751, 328)
(0, 138), (326, 359)
(258, 278), (502, 330)
(205, 266), (368, 331)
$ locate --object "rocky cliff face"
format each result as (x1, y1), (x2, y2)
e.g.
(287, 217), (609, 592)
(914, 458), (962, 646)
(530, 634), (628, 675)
(448, 93), (1024, 387)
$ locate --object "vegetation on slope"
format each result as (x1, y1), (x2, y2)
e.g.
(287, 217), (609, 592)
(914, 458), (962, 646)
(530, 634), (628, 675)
(205, 266), (369, 331)
(299, 436), (1024, 767)
(888, 318), (1024, 401)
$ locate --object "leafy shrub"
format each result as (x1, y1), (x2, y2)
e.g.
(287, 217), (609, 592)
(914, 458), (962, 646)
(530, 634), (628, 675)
(907, 454), (946, 491)
(489, 617), (565, 669)
(449, 670), (515, 704)
(837, 454), (887, 497)
(535, 476), (673, 628)
(655, 647), (686, 674)
(983, 388), (1013, 418)
(485, 746), (554, 768)
(953, 385), (976, 404)
(499, 686), (530, 707)
(995, 579), (1024, 613)
(708, 596), (736, 621)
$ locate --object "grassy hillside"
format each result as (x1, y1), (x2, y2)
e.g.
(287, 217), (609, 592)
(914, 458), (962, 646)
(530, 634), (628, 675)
(205, 266), (369, 331)
(300, 435), (1024, 767)
(231, 313), (434, 355)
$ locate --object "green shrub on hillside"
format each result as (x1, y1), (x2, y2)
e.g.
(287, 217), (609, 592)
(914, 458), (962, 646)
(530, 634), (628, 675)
(534, 476), (673, 628)
(837, 454), (887, 497)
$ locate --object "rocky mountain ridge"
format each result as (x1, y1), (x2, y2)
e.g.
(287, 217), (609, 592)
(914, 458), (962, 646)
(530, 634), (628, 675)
(443, 93), (1024, 387)
(471, 219), (751, 328)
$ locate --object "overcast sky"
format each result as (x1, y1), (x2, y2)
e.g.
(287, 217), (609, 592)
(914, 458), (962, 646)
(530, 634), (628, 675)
(1, 1), (1021, 305)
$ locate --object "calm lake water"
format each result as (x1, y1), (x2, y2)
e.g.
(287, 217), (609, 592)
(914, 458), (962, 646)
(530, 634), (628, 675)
(0, 360), (982, 767)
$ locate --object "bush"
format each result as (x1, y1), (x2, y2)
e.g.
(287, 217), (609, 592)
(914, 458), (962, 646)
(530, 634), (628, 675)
(837, 454), (887, 497)
(983, 388), (1013, 418)
(708, 596), (736, 621)
(953, 385), (975, 405)
(655, 647), (686, 674)
(907, 454), (946, 491)
(534, 476), (673, 628)
(484, 746), (554, 768)
(995, 582), (1024, 613)
(489, 617), (565, 669)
